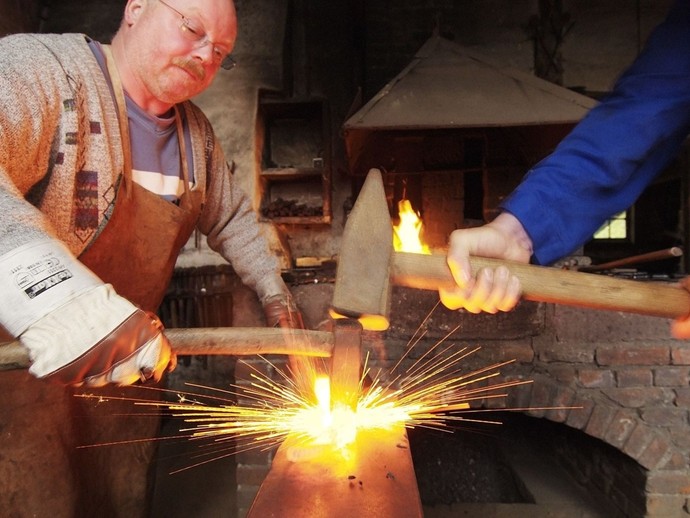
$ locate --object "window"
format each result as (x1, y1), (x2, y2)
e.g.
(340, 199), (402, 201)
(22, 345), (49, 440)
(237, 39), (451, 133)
(593, 211), (628, 240)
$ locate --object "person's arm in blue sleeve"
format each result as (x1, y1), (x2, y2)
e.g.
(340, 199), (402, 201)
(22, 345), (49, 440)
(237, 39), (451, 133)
(441, 0), (690, 325)
(504, 0), (690, 265)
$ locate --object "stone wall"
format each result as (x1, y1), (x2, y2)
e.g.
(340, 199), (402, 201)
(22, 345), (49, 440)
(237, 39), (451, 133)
(0, 0), (42, 36)
(525, 304), (690, 517)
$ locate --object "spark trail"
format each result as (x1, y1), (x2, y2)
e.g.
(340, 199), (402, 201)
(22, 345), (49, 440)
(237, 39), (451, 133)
(76, 303), (573, 473)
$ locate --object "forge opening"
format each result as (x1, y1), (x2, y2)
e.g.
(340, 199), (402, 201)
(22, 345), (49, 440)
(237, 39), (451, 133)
(408, 422), (533, 506)
(409, 411), (643, 517)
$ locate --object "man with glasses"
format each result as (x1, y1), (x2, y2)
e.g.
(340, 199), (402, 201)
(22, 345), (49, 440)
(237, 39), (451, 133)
(0, 0), (301, 514)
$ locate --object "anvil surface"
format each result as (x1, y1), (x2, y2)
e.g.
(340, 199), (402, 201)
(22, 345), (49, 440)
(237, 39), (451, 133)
(247, 424), (423, 518)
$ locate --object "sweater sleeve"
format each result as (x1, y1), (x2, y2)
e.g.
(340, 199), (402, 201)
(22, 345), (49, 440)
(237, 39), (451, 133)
(0, 34), (66, 256)
(500, 0), (690, 265)
(193, 113), (290, 304)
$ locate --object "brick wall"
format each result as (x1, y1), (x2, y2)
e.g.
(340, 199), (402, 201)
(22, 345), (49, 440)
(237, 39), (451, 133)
(380, 288), (690, 517)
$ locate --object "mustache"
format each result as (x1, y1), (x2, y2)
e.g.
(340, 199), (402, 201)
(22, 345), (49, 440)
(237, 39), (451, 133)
(172, 58), (206, 81)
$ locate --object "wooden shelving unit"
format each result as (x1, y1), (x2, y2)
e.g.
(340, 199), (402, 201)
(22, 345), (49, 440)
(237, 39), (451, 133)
(258, 97), (332, 225)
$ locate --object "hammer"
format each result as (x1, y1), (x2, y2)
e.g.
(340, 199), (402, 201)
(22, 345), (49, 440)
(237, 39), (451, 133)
(331, 168), (690, 331)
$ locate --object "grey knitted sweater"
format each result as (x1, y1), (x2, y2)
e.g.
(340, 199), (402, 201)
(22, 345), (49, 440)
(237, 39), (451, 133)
(0, 33), (288, 304)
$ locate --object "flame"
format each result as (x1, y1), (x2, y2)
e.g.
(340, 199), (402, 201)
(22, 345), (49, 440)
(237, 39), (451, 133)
(393, 199), (430, 254)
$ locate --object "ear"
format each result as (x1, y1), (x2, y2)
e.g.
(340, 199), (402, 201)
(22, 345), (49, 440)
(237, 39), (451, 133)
(123, 0), (146, 25)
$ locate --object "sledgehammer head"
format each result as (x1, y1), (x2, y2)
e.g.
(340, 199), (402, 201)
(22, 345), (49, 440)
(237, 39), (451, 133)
(330, 169), (393, 331)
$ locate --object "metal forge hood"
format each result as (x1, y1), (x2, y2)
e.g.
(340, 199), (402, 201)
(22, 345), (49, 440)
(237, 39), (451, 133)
(343, 35), (598, 177)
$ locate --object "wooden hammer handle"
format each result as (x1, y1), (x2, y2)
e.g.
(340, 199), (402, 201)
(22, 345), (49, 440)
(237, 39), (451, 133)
(0, 327), (334, 371)
(391, 252), (690, 320)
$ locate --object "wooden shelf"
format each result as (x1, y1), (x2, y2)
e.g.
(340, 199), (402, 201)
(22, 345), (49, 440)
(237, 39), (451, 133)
(257, 97), (332, 225)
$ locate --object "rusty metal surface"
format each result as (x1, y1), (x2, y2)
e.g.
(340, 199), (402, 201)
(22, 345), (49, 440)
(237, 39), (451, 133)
(247, 425), (423, 518)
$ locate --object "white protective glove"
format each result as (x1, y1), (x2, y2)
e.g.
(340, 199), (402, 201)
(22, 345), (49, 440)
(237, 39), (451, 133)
(0, 239), (174, 386)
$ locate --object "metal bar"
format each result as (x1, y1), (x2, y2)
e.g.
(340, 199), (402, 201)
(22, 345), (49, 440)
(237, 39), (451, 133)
(246, 425), (423, 518)
(577, 246), (683, 272)
(0, 327), (334, 370)
(330, 319), (363, 410)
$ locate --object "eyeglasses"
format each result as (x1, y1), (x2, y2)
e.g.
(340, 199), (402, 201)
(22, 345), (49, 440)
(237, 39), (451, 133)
(158, 0), (236, 70)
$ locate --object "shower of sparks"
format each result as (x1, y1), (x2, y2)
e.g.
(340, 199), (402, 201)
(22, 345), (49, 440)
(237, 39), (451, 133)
(76, 307), (576, 473)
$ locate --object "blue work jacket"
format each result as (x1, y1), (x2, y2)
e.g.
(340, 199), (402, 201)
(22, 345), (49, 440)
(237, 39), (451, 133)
(501, 0), (690, 265)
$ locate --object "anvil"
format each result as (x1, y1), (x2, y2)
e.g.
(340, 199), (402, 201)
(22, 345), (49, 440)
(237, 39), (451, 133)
(246, 318), (424, 518)
(246, 425), (422, 518)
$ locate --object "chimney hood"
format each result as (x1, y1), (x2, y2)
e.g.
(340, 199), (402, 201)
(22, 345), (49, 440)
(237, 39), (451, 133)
(343, 35), (598, 177)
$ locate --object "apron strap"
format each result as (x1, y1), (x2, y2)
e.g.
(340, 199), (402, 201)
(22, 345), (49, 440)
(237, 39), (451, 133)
(101, 45), (133, 188)
(174, 105), (192, 208)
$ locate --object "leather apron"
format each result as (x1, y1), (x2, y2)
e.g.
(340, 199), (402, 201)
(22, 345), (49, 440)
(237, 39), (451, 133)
(79, 45), (202, 312)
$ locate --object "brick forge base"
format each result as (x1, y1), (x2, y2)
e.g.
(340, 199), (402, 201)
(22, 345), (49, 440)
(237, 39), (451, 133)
(380, 288), (690, 517)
